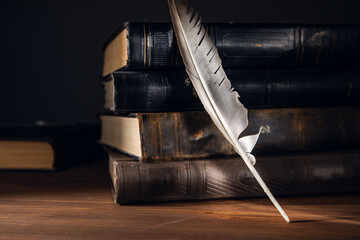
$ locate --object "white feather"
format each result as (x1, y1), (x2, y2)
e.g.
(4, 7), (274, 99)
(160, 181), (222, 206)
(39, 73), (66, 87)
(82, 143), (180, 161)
(168, 0), (290, 222)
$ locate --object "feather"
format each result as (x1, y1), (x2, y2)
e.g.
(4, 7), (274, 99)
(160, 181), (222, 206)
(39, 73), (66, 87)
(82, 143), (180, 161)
(167, 0), (290, 222)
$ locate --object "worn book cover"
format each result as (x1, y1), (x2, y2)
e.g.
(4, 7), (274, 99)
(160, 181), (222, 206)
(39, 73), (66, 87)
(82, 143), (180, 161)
(103, 69), (360, 113)
(99, 107), (360, 161)
(103, 22), (360, 75)
(107, 149), (360, 204)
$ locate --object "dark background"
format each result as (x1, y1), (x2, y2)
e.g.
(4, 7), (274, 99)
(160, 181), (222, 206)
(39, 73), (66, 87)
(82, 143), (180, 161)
(1, 0), (359, 125)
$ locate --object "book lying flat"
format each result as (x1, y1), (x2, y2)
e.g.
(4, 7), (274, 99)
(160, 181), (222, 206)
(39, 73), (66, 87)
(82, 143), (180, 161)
(99, 107), (360, 161)
(102, 22), (360, 75)
(107, 149), (360, 204)
(103, 69), (360, 113)
(0, 124), (100, 170)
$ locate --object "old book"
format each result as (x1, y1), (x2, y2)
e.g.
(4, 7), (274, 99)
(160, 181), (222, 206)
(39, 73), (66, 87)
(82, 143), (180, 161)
(107, 149), (360, 204)
(102, 22), (360, 75)
(0, 124), (100, 170)
(103, 69), (360, 113)
(99, 107), (360, 161)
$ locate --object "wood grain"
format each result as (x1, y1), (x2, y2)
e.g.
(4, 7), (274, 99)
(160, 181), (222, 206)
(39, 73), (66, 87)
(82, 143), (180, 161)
(0, 159), (359, 240)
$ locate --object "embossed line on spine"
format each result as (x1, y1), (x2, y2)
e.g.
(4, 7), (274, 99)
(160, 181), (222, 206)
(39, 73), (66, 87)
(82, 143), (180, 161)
(148, 25), (151, 67)
(316, 29), (324, 65)
(170, 27), (175, 66)
(299, 27), (305, 65)
(143, 24), (147, 67)
(294, 27), (301, 66)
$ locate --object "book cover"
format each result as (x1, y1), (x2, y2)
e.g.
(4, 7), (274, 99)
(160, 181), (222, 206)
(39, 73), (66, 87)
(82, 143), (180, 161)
(103, 22), (360, 75)
(103, 68), (360, 113)
(108, 149), (360, 204)
(99, 107), (360, 161)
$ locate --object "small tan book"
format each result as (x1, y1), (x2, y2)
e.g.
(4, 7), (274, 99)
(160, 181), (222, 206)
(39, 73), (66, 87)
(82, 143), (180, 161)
(0, 124), (100, 170)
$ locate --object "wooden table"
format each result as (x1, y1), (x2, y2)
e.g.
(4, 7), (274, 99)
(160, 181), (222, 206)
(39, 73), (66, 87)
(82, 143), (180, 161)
(0, 159), (359, 239)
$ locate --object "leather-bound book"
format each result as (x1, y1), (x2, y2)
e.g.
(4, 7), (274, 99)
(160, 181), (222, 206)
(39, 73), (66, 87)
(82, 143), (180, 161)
(103, 69), (360, 113)
(99, 107), (360, 161)
(102, 22), (360, 75)
(107, 149), (360, 204)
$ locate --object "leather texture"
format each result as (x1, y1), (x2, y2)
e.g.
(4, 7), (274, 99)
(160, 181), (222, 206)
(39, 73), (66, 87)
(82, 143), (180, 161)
(101, 107), (360, 161)
(119, 22), (360, 69)
(105, 68), (360, 113)
(108, 149), (360, 204)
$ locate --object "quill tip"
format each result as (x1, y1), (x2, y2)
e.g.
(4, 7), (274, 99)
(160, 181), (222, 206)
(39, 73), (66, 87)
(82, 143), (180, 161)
(274, 201), (290, 223)
(279, 206), (290, 223)
(268, 192), (290, 223)
(262, 185), (290, 223)
(284, 214), (291, 223)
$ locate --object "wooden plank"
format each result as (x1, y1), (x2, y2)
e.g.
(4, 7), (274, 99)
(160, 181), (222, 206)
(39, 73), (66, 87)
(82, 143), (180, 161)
(0, 160), (359, 239)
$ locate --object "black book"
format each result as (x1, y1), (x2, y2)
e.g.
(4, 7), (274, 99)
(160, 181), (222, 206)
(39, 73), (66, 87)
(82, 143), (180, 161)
(107, 149), (360, 204)
(0, 123), (100, 170)
(102, 22), (360, 75)
(103, 68), (360, 113)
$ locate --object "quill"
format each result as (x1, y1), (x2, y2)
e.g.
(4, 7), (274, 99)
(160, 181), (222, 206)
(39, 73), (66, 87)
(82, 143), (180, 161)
(167, 0), (290, 222)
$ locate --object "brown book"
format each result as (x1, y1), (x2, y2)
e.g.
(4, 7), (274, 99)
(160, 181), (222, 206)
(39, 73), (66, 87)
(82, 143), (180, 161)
(99, 107), (360, 161)
(107, 149), (360, 204)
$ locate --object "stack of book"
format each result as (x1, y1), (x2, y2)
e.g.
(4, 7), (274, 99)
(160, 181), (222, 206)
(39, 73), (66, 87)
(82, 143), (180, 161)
(100, 22), (360, 204)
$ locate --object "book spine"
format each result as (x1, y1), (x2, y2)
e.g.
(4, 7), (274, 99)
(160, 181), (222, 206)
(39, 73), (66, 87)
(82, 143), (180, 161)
(108, 69), (360, 112)
(109, 150), (360, 204)
(124, 22), (360, 69)
(135, 108), (360, 161)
